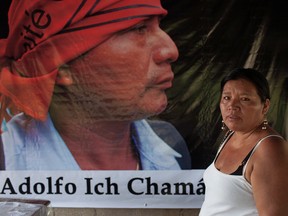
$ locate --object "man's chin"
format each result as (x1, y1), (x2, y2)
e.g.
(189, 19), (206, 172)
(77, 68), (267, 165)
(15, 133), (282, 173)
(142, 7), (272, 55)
(146, 101), (168, 117)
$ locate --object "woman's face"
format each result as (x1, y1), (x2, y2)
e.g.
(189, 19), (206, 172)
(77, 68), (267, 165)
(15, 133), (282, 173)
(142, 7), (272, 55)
(64, 16), (179, 121)
(220, 78), (269, 132)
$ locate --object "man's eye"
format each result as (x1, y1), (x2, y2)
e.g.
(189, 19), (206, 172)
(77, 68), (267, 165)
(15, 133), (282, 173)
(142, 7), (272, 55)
(118, 23), (147, 35)
(131, 24), (147, 34)
(223, 96), (230, 100)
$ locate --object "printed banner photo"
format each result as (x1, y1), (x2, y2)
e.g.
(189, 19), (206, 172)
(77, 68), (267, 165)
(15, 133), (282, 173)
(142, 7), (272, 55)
(0, 0), (287, 210)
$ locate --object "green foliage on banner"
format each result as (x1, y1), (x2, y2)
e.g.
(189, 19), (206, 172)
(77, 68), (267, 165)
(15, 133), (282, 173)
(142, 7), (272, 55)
(159, 0), (288, 168)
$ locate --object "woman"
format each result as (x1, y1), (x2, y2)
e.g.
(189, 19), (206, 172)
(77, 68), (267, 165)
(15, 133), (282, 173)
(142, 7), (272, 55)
(200, 68), (288, 215)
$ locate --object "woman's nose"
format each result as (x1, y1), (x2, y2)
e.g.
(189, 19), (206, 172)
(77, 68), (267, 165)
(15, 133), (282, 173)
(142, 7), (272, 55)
(228, 106), (239, 111)
(153, 29), (179, 64)
(228, 98), (240, 110)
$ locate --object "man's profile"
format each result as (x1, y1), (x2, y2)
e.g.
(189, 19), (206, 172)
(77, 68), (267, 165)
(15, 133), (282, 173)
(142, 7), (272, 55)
(0, 0), (191, 170)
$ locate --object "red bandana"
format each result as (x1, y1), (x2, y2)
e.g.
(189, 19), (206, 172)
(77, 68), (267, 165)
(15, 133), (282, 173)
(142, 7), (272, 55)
(0, 0), (167, 122)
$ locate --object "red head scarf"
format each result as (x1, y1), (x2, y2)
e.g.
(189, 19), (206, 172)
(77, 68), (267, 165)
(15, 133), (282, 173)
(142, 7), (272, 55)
(0, 0), (167, 122)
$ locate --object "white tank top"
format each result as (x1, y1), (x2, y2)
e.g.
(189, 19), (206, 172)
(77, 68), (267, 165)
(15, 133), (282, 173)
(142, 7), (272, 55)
(199, 133), (282, 216)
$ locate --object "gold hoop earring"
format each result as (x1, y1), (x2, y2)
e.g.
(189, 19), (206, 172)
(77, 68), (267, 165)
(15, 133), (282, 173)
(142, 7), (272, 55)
(262, 119), (268, 130)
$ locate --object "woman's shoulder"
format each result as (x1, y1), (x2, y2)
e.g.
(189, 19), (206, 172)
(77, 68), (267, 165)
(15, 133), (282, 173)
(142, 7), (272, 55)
(257, 129), (287, 150)
(254, 132), (288, 165)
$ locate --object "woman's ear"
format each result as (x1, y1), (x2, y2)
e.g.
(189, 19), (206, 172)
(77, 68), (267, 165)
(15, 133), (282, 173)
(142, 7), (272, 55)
(263, 99), (270, 115)
(55, 65), (73, 86)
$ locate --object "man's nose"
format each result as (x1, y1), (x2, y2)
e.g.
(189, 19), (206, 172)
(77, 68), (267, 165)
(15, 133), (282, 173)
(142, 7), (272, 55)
(153, 29), (179, 64)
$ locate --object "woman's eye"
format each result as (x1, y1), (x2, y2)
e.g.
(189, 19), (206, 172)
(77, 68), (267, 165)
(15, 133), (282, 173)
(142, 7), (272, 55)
(241, 97), (250, 101)
(223, 96), (230, 100)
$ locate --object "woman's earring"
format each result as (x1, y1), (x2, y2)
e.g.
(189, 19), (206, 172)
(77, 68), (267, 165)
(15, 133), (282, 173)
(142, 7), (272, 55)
(221, 120), (226, 130)
(262, 119), (268, 130)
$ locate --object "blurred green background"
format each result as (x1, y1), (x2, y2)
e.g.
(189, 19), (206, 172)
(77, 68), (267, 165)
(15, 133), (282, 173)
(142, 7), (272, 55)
(160, 0), (288, 168)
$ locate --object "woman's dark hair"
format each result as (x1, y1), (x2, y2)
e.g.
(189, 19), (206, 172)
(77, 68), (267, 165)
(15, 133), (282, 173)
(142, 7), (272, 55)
(220, 68), (270, 102)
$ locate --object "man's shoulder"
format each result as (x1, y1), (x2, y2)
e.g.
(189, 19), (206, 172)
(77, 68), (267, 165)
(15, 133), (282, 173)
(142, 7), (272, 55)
(146, 119), (191, 169)
(146, 119), (182, 141)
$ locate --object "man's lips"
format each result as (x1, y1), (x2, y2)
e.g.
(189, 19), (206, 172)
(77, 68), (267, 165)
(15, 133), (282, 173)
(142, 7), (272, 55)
(153, 73), (174, 90)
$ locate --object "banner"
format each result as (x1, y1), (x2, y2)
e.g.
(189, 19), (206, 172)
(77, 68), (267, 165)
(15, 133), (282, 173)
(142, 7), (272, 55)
(1, 0), (287, 210)
(0, 170), (204, 208)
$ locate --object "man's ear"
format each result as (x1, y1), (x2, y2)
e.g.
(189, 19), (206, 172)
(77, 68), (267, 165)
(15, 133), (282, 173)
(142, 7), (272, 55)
(55, 65), (73, 86)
